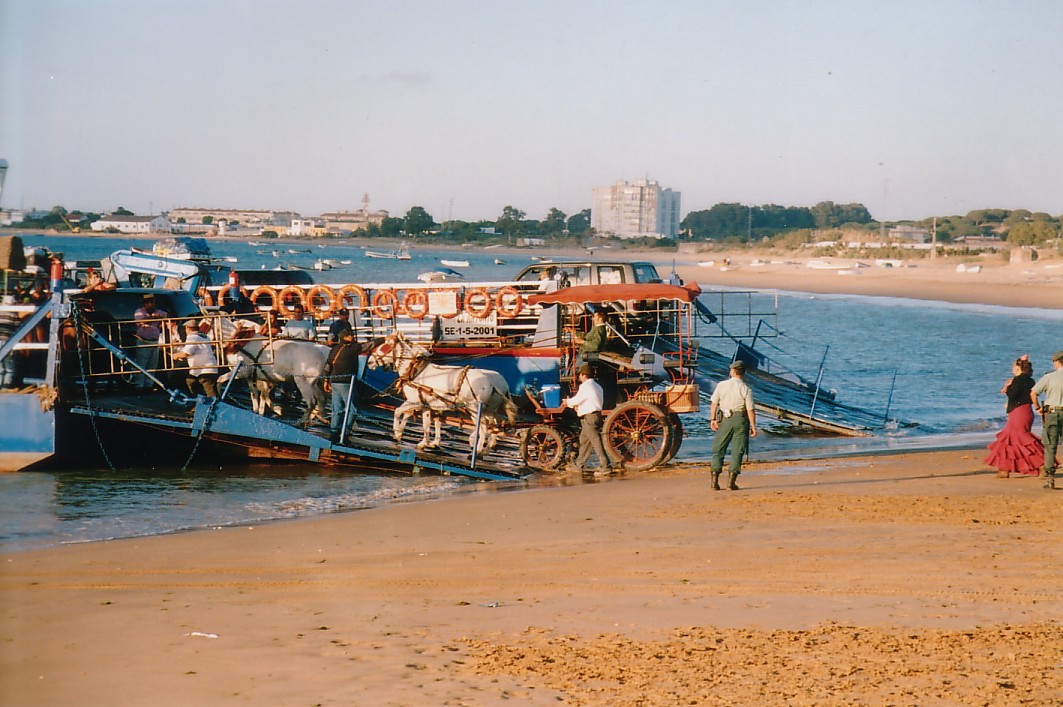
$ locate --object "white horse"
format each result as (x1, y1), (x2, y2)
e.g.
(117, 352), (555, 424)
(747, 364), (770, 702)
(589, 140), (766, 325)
(220, 323), (329, 427)
(366, 332), (518, 454)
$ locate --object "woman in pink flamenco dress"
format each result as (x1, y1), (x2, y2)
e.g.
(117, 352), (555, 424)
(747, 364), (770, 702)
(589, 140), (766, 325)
(984, 355), (1044, 477)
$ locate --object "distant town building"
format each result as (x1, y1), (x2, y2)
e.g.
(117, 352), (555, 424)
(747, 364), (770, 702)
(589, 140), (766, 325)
(319, 208), (390, 235)
(289, 218), (329, 238)
(887, 224), (930, 243)
(91, 214), (170, 234)
(591, 179), (681, 239)
(167, 207), (277, 226)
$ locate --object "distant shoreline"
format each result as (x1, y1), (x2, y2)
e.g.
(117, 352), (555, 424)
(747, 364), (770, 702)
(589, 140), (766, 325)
(8, 228), (1061, 310)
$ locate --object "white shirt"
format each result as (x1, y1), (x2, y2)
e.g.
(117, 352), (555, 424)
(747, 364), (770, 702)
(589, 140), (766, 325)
(281, 318), (316, 341)
(710, 377), (754, 415)
(181, 332), (219, 376)
(565, 378), (604, 417)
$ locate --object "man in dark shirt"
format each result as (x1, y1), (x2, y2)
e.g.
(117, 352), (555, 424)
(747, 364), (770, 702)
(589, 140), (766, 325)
(323, 328), (362, 444)
(326, 306), (353, 346)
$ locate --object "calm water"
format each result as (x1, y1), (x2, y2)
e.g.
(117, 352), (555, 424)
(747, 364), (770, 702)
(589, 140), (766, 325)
(2, 234), (1059, 552)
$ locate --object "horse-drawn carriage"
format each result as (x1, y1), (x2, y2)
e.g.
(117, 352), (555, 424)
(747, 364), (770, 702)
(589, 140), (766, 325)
(360, 282), (703, 473)
(516, 282), (702, 472)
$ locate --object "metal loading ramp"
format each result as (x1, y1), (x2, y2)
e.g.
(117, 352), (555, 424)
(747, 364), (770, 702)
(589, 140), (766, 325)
(67, 394), (528, 481)
(691, 346), (891, 436)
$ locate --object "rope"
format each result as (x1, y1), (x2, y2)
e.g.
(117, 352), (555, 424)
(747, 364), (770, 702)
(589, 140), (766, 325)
(71, 305), (116, 471)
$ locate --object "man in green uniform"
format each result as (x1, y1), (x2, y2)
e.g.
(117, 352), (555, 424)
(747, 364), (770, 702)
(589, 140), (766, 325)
(709, 360), (757, 490)
(1032, 349), (1063, 490)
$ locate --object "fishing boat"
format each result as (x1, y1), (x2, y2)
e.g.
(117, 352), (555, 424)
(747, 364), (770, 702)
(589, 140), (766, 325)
(365, 242), (411, 260)
(494, 258), (507, 265)
(439, 259), (469, 268)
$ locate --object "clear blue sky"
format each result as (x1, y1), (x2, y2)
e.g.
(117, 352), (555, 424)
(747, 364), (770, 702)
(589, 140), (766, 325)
(2, 0), (1061, 223)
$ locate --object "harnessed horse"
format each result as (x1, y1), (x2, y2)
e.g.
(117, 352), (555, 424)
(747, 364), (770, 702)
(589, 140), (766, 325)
(220, 322), (329, 427)
(367, 332), (518, 454)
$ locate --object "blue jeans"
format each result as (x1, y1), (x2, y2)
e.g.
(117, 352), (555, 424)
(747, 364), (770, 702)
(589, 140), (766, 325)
(330, 381), (359, 437)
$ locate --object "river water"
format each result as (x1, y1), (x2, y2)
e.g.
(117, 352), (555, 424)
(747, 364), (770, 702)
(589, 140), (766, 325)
(2, 234), (1059, 552)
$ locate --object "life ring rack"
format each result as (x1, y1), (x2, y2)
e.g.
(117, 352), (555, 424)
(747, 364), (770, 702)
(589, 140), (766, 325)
(336, 284), (369, 311)
(495, 286), (524, 319)
(216, 284), (248, 309)
(371, 290), (400, 319)
(402, 289), (430, 320)
(464, 288), (493, 318)
(277, 285), (307, 315)
(305, 284), (338, 314)
(249, 286), (278, 310)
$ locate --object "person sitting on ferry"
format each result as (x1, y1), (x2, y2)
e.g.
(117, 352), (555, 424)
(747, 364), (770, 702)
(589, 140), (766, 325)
(257, 309), (282, 337)
(574, 309), (609, 363)
(280, 303), (316, 340)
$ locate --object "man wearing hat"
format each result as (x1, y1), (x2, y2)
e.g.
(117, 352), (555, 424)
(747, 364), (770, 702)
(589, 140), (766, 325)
(170, 320), (220, 398)
(326, 304), (353, 347)
(562, 364), (622, 476)
(322, 326), (365, 444)
(1032, 350), (1063, 489)
(132, 294), (169, 391)
(709, 359), (757, 490)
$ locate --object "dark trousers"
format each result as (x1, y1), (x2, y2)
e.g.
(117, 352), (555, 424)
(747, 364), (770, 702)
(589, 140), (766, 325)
(1044, 409), (1062, 475)
(711, 412), (750, 476)
(575, 411), (611, 470)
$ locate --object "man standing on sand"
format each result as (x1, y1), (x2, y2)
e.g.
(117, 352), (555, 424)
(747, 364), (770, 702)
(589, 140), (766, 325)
(563, 364), (622, 476)
(1032, 349), (1063, 490)
(709, 360), (757, 491)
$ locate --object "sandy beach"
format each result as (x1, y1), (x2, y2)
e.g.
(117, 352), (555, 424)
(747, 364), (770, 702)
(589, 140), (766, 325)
(670, 251), (1063, 310)
(2, 449), (1061, 705)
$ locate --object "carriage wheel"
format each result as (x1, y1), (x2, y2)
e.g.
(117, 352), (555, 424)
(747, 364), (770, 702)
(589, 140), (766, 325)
(520, 425), (569, 471)
(665, 414), (684, 462)
(603, 401), (673, 471)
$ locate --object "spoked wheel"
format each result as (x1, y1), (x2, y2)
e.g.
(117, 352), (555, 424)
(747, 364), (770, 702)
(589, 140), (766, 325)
(520, 424), (569, 471)
(603, 401), (674, 471)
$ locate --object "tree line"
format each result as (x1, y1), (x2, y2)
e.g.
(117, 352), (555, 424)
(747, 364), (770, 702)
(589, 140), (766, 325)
(9, 202), (1061, 248)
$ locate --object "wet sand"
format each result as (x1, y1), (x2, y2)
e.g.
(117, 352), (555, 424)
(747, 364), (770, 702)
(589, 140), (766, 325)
(2, 449), (1061, 705)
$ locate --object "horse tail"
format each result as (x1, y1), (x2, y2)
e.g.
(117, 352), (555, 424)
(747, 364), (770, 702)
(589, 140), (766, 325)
(502, 394), (519, 425)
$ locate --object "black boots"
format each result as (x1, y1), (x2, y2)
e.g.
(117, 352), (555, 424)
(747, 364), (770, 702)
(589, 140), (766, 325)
(727, 473), (739, 491)
(711, 471), (721, 491)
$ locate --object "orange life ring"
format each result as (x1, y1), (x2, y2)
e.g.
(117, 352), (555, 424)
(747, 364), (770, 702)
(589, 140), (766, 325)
(371, 290), (399, 319)
(216, 284), (248, 308)
(305, 285), (337, 314)
(464, 288), (493, 318)
(277, 286), (307, 315)
(197, 287), (214, 307)
(495, 286), (524, 319)
(249, 285), (278, 309)
(336, 284), (368, 311)
(402, 290), (430, 320)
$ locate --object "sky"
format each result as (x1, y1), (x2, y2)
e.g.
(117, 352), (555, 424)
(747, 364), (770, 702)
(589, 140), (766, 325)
(1, 0), (1062, 224)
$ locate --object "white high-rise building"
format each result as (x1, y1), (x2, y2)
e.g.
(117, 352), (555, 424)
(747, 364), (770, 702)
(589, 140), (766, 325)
(591, 179), (681, 239)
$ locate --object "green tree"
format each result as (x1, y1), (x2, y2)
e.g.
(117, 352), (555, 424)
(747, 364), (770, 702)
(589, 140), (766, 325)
(1007, 221), (1056, 246)
(404, 206), (435, 235)
(202, 215), (214, 225)
(114, 206), (134, 216)
(541, 207), (567, 235)
(496, 205), (526, 236)
(379, 216), (404, 238)
(566, 209), (591, 236)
